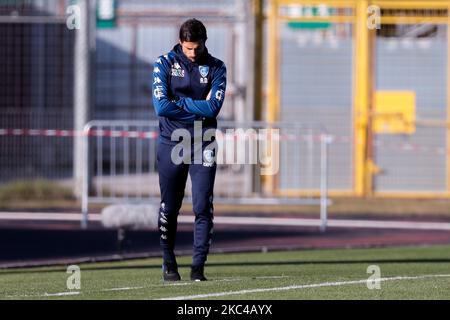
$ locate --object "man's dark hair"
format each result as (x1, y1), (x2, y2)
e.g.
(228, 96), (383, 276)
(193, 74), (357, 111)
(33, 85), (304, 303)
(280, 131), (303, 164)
(179, 19), (207, 43)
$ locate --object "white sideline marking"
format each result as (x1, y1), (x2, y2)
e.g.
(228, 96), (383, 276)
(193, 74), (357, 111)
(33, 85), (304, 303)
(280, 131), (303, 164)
(215, 277), (244, 282)
(3, 282), (195, 298)
(254, 275), (290, 280)
(102, 286), (144, 292)
(164, 282), (194, 286)
(101, 282), (193, 291)
(1, 212), (450, 230)
(159, 274), (450, 300)
(44, 291), (80, 297)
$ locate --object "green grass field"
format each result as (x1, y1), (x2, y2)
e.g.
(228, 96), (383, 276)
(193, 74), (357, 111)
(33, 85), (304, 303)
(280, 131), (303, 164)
(1, 245), (450, 300)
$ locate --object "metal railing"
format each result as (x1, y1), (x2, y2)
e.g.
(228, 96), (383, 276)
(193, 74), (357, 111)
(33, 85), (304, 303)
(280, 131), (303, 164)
(81, 120), (331, 230)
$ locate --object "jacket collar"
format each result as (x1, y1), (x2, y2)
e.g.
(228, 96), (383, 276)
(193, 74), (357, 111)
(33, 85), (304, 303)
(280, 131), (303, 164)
(173, 43), (210, 67)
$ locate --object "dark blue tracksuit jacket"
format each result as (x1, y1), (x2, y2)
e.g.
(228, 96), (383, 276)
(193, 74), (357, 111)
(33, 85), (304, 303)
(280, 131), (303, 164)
(152, 44), (227, 144)
(152, 44), (226, 267)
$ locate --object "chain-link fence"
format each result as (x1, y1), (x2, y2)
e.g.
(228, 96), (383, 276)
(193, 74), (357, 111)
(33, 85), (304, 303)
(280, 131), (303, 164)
(374, 121), (448, 194)
(0, 1), (74, 182)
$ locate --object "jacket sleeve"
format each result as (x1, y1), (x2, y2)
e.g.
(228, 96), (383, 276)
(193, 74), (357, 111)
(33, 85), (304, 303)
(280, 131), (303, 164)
(176, 62), (227, 119)
(152, 56), (197, 121)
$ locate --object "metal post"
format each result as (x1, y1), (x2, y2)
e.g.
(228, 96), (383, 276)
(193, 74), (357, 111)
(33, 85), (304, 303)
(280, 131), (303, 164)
(320, 134), (329, 232)
(247, 0), (264, 196)
(353, 0), (370, 197)
(251, 0), (264, 122)
(307, 128), (314, 198)
(74, 0), (91, 200)
(81, 123), (90, 229)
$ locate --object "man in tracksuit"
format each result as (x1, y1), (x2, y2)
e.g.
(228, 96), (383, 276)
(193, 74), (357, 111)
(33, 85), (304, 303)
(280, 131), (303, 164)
(152, 19), (226, 281)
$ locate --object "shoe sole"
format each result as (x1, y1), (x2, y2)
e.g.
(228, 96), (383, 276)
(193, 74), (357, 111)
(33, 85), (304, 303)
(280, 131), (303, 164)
(163, 274), (181, 281)
(162, 264), (181, 281)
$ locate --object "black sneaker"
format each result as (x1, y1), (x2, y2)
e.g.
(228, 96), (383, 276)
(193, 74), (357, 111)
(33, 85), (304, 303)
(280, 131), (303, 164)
(190, 265), (207, 281)
(162, 262), (181, 281)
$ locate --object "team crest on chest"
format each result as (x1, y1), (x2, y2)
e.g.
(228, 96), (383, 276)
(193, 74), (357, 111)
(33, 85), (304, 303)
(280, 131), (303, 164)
(199, 65), (209, 84)
(203, 149), (215, 167)
(199, 66), (209, 78)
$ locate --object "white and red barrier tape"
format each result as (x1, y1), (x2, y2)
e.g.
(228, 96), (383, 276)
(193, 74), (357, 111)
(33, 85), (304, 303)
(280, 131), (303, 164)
(0, 128), (347, 143)
(0, 128), (159, 139)
(0, 128), (447, 155)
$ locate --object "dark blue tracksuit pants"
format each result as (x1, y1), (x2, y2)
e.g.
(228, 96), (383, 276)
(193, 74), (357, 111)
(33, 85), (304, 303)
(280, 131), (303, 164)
(157, 141), (216, 267)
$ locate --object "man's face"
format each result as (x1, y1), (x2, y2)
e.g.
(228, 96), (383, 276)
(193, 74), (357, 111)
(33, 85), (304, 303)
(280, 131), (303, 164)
(180, 40), (205, 62)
